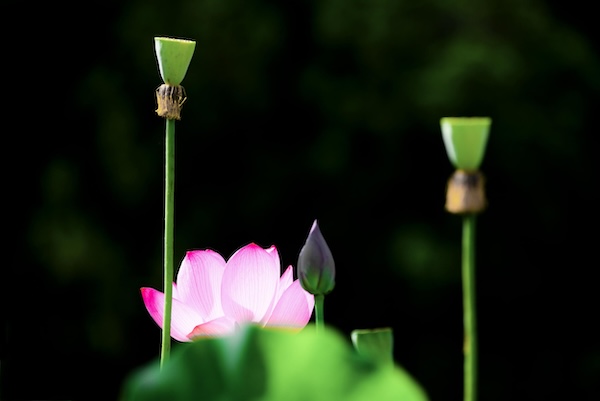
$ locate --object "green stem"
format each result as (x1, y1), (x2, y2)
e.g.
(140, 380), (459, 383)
(314, 294), (325, 332)
(462, 214), (478, 401)
(160, 118), (176, 369)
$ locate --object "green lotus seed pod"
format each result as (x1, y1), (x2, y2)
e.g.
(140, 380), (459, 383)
(154, 37), (196, 86)
(440, 117), (491, 170)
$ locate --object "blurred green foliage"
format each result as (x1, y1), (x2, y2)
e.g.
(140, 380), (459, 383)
(121, 325), (428, 401)
(3, 0), (599, 400)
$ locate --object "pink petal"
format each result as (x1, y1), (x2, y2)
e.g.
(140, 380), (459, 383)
(187, 316), (238, 340)
(176, 250), (226, 321)
(265, 280), (315, 329)
(172, 282), (179, 300)
(141, 287), (204, 342)
(221, 243), (280, 323)
(278, 265), (294, 294)
(265, 245), (280, 266)
(261, 265), (295, 324)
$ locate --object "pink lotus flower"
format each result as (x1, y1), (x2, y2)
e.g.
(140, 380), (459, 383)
(141, 243), (315, 341)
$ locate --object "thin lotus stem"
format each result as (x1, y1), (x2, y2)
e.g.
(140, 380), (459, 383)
(160, 118), (176, 369)
(462, 214), (478, 401)
(314, 294), (325, 332)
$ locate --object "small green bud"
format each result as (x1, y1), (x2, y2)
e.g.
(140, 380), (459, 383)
(297, 220), (336, 295)
(154, 36), (196, 86)
(351, 328), (394, 367)
(440, 117), (491, 170)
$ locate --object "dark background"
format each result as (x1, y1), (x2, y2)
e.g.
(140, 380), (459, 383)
(2, 0), (599, 400)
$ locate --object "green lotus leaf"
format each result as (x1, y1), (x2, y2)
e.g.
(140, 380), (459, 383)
(120, 324), (429, 401)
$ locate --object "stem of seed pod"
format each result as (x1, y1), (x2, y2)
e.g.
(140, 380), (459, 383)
(314, 294), (325, 332)
(160, 118), (176, 369)
(462, 214), (478, 401)
(153, 36), (195, 369)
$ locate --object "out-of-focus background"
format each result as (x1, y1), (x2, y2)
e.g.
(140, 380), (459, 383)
(2, 0), (599, 400)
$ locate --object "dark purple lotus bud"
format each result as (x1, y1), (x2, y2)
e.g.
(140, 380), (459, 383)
(297, 220), (336, 295)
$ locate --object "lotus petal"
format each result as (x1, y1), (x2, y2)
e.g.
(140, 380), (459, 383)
(221, 243), (280, 323)
(176, 250), (226, 321)
(265, 281), (315, 329)
(141, 287), (204, 342)
(187, 316), (238, 340)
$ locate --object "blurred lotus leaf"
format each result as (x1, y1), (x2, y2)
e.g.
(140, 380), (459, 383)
(120, 324), (428, 401)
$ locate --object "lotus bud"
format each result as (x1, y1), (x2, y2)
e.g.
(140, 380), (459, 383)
(297, 220), (336, 295)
